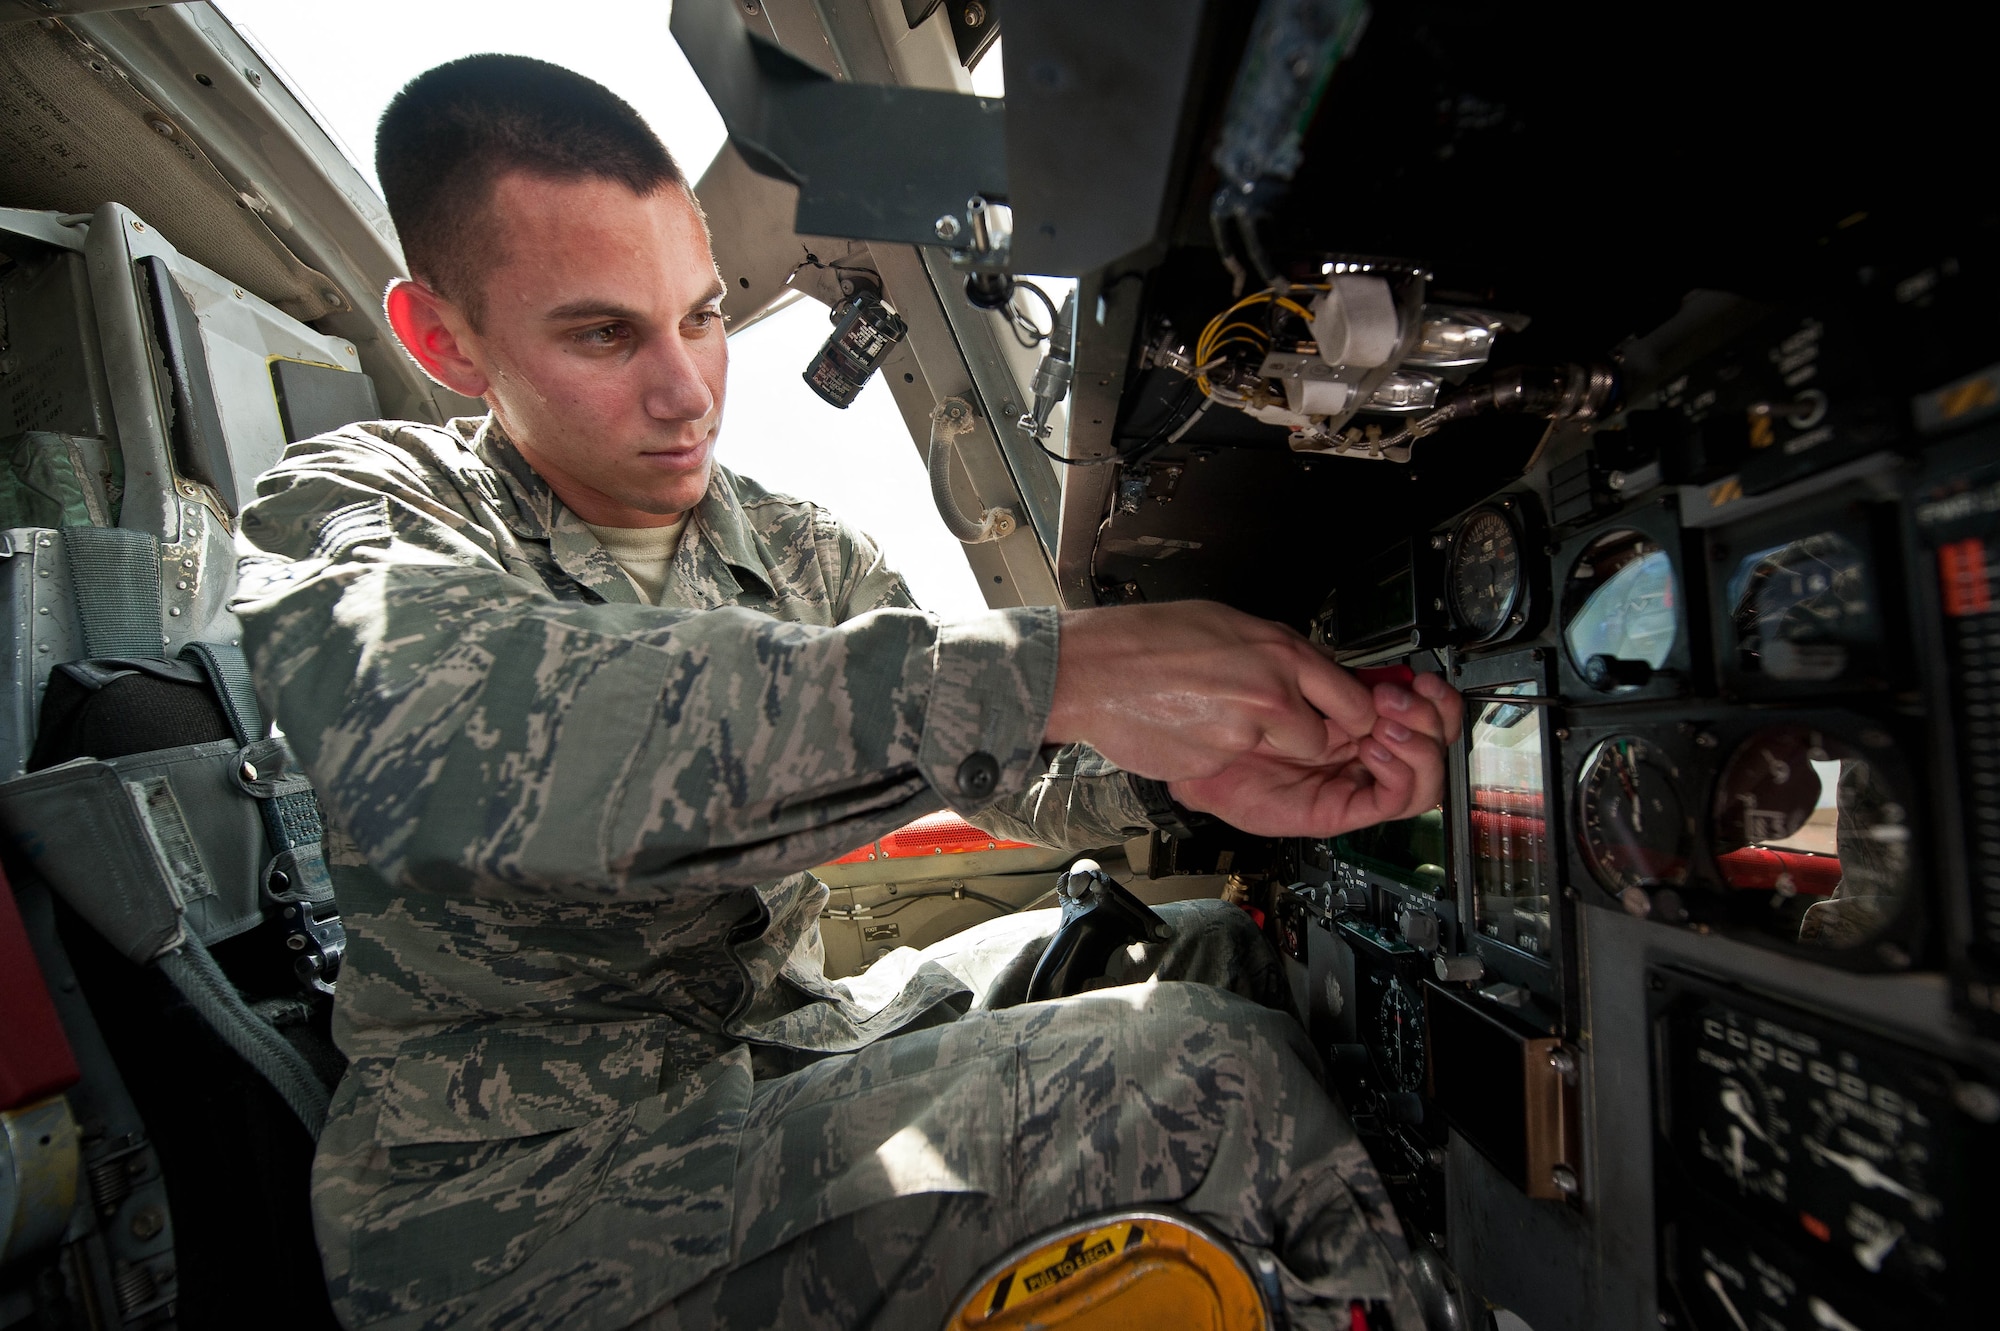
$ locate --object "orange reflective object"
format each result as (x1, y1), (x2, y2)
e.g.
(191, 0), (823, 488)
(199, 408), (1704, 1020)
(828, 810), (1038, 866)
(944, 1211), (1268, 1331)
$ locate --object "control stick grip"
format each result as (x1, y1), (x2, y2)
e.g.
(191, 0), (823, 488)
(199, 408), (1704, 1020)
(1025, 859), (1176, 1002)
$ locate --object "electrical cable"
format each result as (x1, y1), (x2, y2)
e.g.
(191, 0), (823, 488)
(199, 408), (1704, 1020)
(1008, 279), (1072, 347)
(823, 886), (1022, 921)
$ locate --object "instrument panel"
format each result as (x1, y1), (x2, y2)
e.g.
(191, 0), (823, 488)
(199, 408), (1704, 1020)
(1652, 971), (1998, 1328)
(1287, 282), (1996, 1325)
(1561, 709), (1923, 968)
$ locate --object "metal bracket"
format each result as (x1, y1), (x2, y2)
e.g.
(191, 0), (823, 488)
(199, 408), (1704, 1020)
(672, 0), (1007, 251)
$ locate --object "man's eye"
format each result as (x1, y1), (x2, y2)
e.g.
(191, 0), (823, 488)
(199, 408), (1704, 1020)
(577, 323), (632, 348)
(686, 308), (722, 333)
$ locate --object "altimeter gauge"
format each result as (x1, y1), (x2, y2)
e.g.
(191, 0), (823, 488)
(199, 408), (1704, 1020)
(1448, 504), (1525, 643)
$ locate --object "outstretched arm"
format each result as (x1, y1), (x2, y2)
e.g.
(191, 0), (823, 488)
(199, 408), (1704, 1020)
(1046, 604), (1463, 839)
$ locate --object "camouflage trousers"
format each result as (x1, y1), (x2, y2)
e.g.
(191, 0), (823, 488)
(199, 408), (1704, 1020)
(636, 899), (1423, 1330)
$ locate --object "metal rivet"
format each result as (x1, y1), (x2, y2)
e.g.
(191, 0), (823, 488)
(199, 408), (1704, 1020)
(37, 644), (49, 654)
(244, 67), (262, 86)
(934, 214), (962, 241)
(131, 220), (145, 231)
(286, 935), (305, 950)
(182, 558), (195, 568)
(130, 1205), (166, 1240)
(240, 761), (259, 782)
(167, 607), (182, 617)
(1550, 1164), (1580, 1197)
(37, 606), (48, 616)
(176, 580), (188, 591)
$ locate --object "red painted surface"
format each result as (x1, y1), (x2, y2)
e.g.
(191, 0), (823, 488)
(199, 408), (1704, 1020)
(0, 862), (81, 1109)
(829, 810), (1039, 865)
(1716, 845), (1843, 897)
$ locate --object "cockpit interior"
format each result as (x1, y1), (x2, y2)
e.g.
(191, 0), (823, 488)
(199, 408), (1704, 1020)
(1, 2), (1994, 1328)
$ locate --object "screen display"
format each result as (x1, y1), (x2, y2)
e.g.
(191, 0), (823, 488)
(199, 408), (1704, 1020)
(1725, 528), (1880, 685)
(1469, 684), (1552, 957)
(1334, 809), (1447, 891)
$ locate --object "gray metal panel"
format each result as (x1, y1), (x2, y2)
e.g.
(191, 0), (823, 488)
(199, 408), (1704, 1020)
(1445, 1129), (1590, 1331)
(914, 247), (1065, 554)
(869, 244), (1061, 603)
(0, 528), (82, 779)
(673, 0), (1007, 249)
(69, 4), (477, 425)
(1054, 255), (1163, 607)
(1001, 1), (1206, 276)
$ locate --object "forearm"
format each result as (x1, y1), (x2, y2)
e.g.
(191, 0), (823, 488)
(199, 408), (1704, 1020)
(237, 559), (1058, 899)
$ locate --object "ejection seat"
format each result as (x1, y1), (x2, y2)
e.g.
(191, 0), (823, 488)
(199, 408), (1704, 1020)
(0, 203), (379, 1325)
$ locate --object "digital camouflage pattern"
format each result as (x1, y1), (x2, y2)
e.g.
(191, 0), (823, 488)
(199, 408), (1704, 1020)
(231, 417), (1420, 1329)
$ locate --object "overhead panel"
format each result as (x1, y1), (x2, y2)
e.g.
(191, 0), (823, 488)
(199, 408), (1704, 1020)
(1001, 0), (1205, 276)
(672, 0), (1007, 249)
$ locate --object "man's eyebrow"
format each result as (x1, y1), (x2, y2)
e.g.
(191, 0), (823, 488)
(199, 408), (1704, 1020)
(692, 280), (727, 310)
(545, 299), (646, 323)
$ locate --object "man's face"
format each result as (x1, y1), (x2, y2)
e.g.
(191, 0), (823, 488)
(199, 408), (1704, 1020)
(453, 172), (727, 525)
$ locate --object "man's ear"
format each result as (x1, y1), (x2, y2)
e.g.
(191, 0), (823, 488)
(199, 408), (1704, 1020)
(383, 279), (491, 398)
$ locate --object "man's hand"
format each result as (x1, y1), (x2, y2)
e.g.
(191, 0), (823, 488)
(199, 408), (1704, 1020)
(1043, 603), (1463, 839)
(1168, 673), (1464, 836)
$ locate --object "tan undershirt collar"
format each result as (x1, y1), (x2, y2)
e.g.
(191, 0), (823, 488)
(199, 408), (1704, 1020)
(582, 515), (688, 605)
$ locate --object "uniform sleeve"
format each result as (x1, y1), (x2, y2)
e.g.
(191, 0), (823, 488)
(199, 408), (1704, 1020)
(231, 435), (1060, 902)
(822, 512), (1158, 853)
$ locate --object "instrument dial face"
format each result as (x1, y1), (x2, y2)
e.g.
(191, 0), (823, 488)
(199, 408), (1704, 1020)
(1449, 506), (1524, 642)
(1672, 992), (1957, 1300)
(1563, 529), (1681, 688)
(1711, 724), (1912, 952)
(1374, 978), (1427, 1093)
(1577, 736), (1692, 896)
(1727, 529), (1878, 685)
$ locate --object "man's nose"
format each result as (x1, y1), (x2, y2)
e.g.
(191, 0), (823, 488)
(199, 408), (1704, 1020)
(642, 333), (717, 422)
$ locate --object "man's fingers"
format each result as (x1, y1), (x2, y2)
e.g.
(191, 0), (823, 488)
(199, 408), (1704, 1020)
(1293, 646), (1376, 739)
(1372, 683), (1446, 743)
(1367, 722), (1448, 820)
(1413, 671), (1466, 744)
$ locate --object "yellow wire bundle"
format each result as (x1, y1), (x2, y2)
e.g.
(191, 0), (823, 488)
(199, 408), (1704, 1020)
(1193, 289), (1318, 397)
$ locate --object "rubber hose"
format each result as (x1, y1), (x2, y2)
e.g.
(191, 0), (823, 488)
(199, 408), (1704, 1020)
(158, 935), (332, 1135)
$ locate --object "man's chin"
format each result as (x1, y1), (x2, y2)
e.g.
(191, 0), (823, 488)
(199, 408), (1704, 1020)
(627, 456), (711, 515)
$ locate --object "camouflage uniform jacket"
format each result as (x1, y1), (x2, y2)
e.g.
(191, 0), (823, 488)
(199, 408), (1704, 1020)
(230, 417), (1161, 1326)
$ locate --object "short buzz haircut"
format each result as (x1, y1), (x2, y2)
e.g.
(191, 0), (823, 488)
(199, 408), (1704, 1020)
(375, 54), (686, 322)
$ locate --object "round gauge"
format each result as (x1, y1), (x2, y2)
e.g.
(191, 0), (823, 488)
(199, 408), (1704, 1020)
(1563, 529), (1681, 689)
(1726, 529), (1877, 684)
(1577, 736), (1692, 898)
(1448, 505), (1524, 643)
(1712, 724), (1912, 952)
(1374, 978), (1427, 1092)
